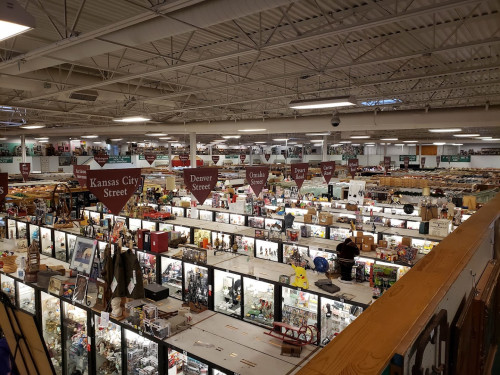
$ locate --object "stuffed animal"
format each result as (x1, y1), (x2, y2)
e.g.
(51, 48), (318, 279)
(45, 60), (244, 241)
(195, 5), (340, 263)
(291, 264), (309, 289)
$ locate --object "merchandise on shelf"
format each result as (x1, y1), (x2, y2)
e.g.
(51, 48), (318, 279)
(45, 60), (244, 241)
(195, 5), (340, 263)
(214, 270), (241, 317)
(41, 292), (62, 375)
(243, 277), (274, 327)
(63, 302), (89, 375)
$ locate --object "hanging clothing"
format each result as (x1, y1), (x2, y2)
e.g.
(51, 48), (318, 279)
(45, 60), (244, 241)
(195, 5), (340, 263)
(122, 249), (145, 299)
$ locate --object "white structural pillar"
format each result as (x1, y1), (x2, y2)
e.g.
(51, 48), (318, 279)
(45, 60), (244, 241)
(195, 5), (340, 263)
(322, 135), (328, 161)
(249, 146), (253, 166)
(189, 132), (196, 168)
(384, 143), (388, 156)
(168, 142), (172, 169)
(21, 135), (26, 162)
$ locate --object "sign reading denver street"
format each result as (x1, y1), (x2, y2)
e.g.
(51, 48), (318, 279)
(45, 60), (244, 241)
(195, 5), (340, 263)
(73, 165), (90, 187)
(20, 163), (30, 182)
(320, 161), (335, 184)
(246, 166), (269, 196)
(0, 173), (8, 202)
(291, 163), (308, 189)
(184, 167), (219, 204)
(348, 158), (358, 178)
(94, 153), (109, 167)
(86, 168), (141, 214)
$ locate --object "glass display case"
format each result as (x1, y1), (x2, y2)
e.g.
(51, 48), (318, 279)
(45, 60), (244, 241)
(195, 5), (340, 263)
(137, 251), (157, 285)
(103, 213), (115, 225)
(406, 220), (420, 230)
(243, 277), (274, 327)
(184, 356), (209, 375)
(283, 244), (309, 266)
(255, 239), (279, 261)
(310, 248), (337, 274)
(125, 329), (159, 375)
(1, 274), (16, 304)
(229, 213), (245, 226)
(186, 208), (198, 219)
(15, 221), (28, 249)
(17, 282), (36, 314)
(168, 348), (186, 375)
(193, 229), (211, 248)
(54, 230), (67, 261)
(161, 257), (183, 299)
(29, 223), (40, 244)
(281, 287), (318, 334)
(330, 227), (351, 242)
(319, 297), (363, 346)
(129, 218), (142, 231)
(172, 206), (185, 218)
(89, 210), (101, 223)
(40, 226), (53, 256)
(184, 264), (209, 310)
(159, 222), (175, 232)
(67, 233), (78, 261)
(264, 218), (283, 231)
(211, 232), (231, 251)
(7, 218), (16, 239)
(174, 226), (191, 242)
(248, 216), (264, 229)
(63, 301), (89, 375)
(214, 270), (241, 317)
(142, 220), (157, 232)
(95, 315), (122, 375)
(215, 212), (230, 224)
(199, 210), (213, 221)
(212, 370), (228, 375)
(305, 224), (326, 238)
(233, 235), (255, 255)
(285, 207), (308, 217)
(41, 292), (62, 375)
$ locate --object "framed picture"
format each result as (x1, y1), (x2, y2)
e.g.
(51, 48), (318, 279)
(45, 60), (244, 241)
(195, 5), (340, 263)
(48, 275), (64, 296)
(70, 236), (97, 275)
(44, 213), (54, 226)
(255, 229), (268, 239)
(73, 274), (89, 304)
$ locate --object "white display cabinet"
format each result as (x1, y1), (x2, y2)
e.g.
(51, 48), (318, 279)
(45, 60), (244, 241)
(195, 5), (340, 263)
(214, 269), (242, 317)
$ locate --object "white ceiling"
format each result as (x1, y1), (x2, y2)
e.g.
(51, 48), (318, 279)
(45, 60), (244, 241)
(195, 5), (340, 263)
(1, 0), (499, 142)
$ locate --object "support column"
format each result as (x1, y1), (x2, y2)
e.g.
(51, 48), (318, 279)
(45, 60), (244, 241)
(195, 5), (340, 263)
(168, 142), (172, 169)
(301, 145), (305, 162)
(250, 146), (253, 166)
(189, 132), (196, 168)
(21, 135), (26, 163)
(322, 135), (327, 162)
(384, 143), (387, 156)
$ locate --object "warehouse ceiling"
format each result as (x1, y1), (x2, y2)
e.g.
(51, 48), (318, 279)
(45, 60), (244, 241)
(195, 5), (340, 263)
(0, 0), (499, 140)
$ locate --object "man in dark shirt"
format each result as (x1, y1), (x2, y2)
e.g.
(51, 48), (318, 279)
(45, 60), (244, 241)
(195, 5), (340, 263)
(336, 238), (360, 282)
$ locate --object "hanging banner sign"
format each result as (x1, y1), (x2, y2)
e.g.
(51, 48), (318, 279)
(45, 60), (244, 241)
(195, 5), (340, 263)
(0, 173), (8, 202)
(107, 155), (132, 164)
(212, 155), (220, 164)
(240, 154), (246, 163)
(291, 163), (308, 189)
(399, 155), (417, 162)
(94, 153), (109, 167)
(441, 155), (470, 162)
(179, 154), (189, 163)
(86, 168), (142, 214)
(320, 161), (335, 184)
(420, 157), (426, 168)
(184, 167), (219, 204)
(384, 156), (391, 171)
(436, 155), (441, 167)
(73, 165), (90, 187)
(347, 158), (358, 178)
(246, 166), (269, 196)
(20, 163), (30, 182)
(264, 154), (271, 162)
(144, 154), (157, 165)
(404, 156), (409, 169)
(138, 155), (169, 160)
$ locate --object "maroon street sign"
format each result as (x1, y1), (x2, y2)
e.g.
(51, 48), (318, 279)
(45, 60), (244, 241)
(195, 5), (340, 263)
(404, 156), (409, 170)
(212, 155), (220, 164)
(246, 166), (269, 196)
(436, 155), (441, 167)
(264, 153), (271, 161)
(420, 157), (426, 168)
(0, 173), (8, 202)
(73, 165), (90, 187)
(145, 154), (157, 165)
(320, 161), (335, 184)
(348, 158), (358, 178)
(20, 163), (30, 182)
(94, 153), (109, 167)
(184, 167), (219, 204)
(291, 163), (309, 189)
(87, 168), (142, 214)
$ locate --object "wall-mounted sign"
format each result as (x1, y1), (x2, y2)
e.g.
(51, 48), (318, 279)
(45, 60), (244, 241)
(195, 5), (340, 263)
(107, 155), (132, 164)
(342, 154), (357, 160)
(20, 163), (30, 182)
(184, 167), (219, 204)
(291, 163), (308, 189)
(179, 154), (189, 163)
(246, 166), (269, 196)
(73, 165), (90, 187)
(0, 157), (13, 163)
(399, 155), (417, 162)
(138, 155), (169, 160)
(441, 155), (470, 162)
(320, 161), (335, 184)
(86, 168), (141, 214)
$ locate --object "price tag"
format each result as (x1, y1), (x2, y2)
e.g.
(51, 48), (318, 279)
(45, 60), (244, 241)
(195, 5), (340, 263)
(256, 276), (259, 281)
(128, 279), (135, 295)
(110, 277), (118, 293)
(183, 350), (187, 356)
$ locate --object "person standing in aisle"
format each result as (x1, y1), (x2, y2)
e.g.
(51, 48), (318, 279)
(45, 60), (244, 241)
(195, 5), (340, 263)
(336, 238), (360, 283)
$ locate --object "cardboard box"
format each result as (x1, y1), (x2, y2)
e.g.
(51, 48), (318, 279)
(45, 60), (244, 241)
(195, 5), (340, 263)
(150, 231), (168, 253)
(429, 219), (451, 237)
(402, 237), (412, 247)
(371, 244), (378, 251)
(361, 243), (371, 252)
(355, 237), (364, 244)
(356, 231), (363, 237)
(318, 212), (333, 225)
(304, 214), (313, 223)
(378, 240), (388, 247)
(180, 201), (190, 208)
(307, 207), (317, 215)
(137, 229), (150, 250)
(363, 236), (374, 245)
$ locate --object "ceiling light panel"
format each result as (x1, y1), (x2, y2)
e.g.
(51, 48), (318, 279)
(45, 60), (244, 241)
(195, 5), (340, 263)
(428, 128), (462, 133)
(289, 96), (356, 109)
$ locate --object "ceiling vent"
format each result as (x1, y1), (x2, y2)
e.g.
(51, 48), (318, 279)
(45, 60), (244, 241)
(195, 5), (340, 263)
(69, 90), (98, 101)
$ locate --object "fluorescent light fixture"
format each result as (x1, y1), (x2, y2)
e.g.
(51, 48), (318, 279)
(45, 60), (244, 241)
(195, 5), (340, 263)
(222, 135), (241, 139)
(93, 141), (102, 144)
(403, 140), (418, 143)
(433, 142), (446, 145)
(110, 138), (123, 141)
(365, 144), (375, 147)
(313, 143), (323, 146)
(273, 138), (288, 141)
(0, 0), (36, 42)
(146, 132), (167, 137)
(0, 137), (7, 141)
(381, 138), (398, 141)
(352, 144), (361, 146)
(350, 135), (370, 139)
(289, 96), (356, 109)
(305, 132), (330, 136)
(482, 138), (500, 141)
(361, 98), (401, 106)
(310, 139), (324, 142)
(38, 140), (48, 143)
(395, 143), (404, 146)
(452, 143), (463, 146)
(20, 123), (45, 129)
(255, 141), (266, 144)
(428, 128), (461, 133)
(159, 137), (172, 140)
(453, 134), (480, 137)
(479, 137), (492, 140)
(238, 128), (266, 132)
(167, 140), (178, 143)
(339, 141), (351, 144)
(288, 141), (298, 144)
(113, 116), (151, 123)
(82, 135), (99, 139)
(34, 137), (49, 140)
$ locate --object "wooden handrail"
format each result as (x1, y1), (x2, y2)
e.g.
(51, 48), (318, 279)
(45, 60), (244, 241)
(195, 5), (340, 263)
(298, 193), (500, 375)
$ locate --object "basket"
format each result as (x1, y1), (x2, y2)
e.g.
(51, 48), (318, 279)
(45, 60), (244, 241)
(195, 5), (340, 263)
(1, 255), (17, 273)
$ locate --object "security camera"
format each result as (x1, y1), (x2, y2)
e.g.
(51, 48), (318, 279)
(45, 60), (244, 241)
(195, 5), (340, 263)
(331, 111), (340, 127)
